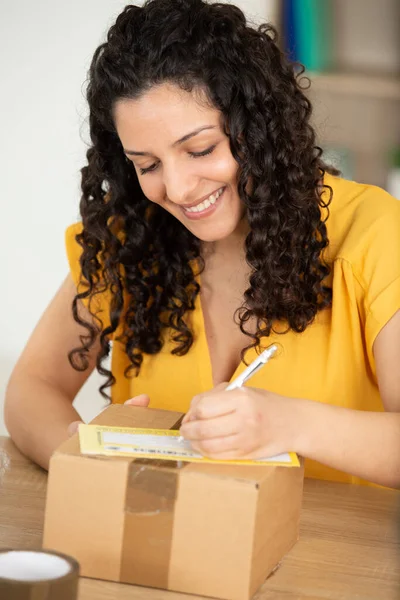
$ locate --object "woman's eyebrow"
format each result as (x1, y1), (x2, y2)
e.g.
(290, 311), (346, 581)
(123, 125), (216, 156)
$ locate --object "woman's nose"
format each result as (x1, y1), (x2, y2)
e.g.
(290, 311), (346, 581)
(163, 164), (199, 206)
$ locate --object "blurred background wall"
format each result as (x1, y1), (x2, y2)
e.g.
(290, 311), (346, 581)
(0, 0), (136, 435)
(0, 0), (399, 436)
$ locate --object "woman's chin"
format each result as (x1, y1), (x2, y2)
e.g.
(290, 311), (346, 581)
(189, 221), (239, 243)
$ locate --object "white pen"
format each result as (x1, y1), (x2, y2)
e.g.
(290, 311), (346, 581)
(178, 344), (278, 442)
(225, 343), (278, 390)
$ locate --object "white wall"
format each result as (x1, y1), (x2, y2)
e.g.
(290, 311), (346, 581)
(0, 0), (275, 436)
(0, 0), (138, 435)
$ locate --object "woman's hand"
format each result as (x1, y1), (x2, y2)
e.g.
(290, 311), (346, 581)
(179, 384), (303, 460)
(67, 394), (151, 437)
(124, 394), (150, 408)
(67, 420), (83, 437)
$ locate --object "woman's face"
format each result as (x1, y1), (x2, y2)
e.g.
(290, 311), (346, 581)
(113, 83), (244, 243)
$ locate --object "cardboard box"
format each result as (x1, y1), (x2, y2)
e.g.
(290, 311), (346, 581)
(43, 405), (304, 600)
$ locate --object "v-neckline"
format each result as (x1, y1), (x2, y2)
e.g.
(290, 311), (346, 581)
(192, 271), (257, 391)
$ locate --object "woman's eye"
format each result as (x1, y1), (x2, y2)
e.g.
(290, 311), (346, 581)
(139, 163), (158, 175)
(139, 145), (216, 175)
(189, 145), (216, 158)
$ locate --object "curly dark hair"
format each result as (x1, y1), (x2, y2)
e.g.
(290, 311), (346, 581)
(69, 0), (336, 398)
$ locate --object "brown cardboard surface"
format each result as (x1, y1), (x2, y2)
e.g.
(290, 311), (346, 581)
(90, 404), (183, 429)
(182, 460), (280, 484)
(43, 455), (129, 581)
(43, 405), (304, 600)
(169, 471), (258, 600)
(250, 459), (305, 598)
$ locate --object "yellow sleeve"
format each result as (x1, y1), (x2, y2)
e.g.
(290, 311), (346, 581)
(65, 222), (113, 334)
(356, 192), (400, 370)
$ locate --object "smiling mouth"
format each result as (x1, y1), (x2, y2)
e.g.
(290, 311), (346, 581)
(182, 187), (225, 215)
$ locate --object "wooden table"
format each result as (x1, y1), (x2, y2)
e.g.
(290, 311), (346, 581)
(1, 437), (399, 600)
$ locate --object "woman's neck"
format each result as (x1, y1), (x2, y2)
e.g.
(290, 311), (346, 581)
(200, 217), (250, 284)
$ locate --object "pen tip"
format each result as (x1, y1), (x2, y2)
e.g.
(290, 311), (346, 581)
(262, 344), (278, 361)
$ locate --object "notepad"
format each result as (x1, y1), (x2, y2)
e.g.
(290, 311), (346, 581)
(78, 424), (300, 467)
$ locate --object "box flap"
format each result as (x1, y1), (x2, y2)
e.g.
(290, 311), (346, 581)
(90, 405), (184, 429)
(54, 405), (184, 458)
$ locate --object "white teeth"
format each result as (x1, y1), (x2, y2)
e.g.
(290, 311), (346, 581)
(184, 187), (224, 214)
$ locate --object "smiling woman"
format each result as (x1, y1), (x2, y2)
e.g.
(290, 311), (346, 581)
(113, 86), (242, 241)
(4, 0), (400, 487)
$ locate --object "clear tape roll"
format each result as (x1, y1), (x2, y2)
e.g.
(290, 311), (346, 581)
(0, 549), (79, 600)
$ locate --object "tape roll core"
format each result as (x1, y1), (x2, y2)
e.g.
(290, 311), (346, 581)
(0, 549), (79, 600)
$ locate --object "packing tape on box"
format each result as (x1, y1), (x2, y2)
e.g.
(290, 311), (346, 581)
(0, 549), (79, 600)
(120, 460), (180, 588)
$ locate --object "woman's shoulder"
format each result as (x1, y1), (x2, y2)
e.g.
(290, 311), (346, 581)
(323, 173), (400, 264)
(65, 221), (84, 272)
(65, 221), (83, 257)
(65, 221), (83, 237)
(324, 172), (400, 221)
(64, 220), (115, 332)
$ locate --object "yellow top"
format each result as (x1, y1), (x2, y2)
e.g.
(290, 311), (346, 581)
(65, 174), (400, 485)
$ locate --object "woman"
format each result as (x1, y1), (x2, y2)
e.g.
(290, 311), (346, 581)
(5, 0), (400, 486)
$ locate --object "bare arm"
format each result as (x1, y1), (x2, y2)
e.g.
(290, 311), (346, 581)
(296, 310), (400, 488)
(180, 310), (400, 488)
(4, 274), (102, 470)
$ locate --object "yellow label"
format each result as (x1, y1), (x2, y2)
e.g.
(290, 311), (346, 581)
(78, 424), (300, 467)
